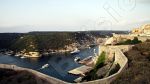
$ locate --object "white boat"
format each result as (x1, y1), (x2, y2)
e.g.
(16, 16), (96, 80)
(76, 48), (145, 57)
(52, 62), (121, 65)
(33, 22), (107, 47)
(20, 56), (27, 59)
(41, 64), (49, 69)
(71, 49), (80, 55)
(74, 57), (81, 62)
(15, 54), (20, 57)
(51, 51), (56, 54)
(6, 53), (12, 56)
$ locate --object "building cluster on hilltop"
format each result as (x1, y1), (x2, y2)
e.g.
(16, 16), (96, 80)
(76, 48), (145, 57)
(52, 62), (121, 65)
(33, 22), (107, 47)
(132, 24), (150, 36)
(105, 24), (150, 45)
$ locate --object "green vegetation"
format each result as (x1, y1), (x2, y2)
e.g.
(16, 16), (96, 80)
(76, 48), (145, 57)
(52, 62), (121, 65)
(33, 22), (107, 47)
(117, 37), (142, 45)
(82, 51), (106, 81)
(9, 32), (75, 53)
(0, 31), (128, 53)
(11, 35), (38, 52)
(0, 32), (97, 53)
(0, 33), (23, 49)
(94, 51), (106, 69)
(35, 32), (74, 50)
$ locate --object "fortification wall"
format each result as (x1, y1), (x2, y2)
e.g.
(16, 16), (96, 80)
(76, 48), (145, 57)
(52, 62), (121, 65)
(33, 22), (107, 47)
(81, 46), (128, 84)
(114, 34), (150, 42)
(114, 45), (134, 53)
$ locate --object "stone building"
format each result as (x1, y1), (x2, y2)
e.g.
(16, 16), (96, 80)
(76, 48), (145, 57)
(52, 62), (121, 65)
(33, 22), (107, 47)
(132, 24), (150, 36)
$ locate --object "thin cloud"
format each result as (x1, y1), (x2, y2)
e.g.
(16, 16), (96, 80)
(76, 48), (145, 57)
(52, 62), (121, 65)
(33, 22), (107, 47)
(137, 0), (150, 3)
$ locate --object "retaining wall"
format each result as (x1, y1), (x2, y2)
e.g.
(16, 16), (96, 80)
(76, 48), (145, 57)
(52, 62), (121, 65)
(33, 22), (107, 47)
(81, 46), (128, 84)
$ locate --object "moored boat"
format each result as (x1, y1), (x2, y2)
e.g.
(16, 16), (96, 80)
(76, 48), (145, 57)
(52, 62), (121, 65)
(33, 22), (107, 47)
(70, 48), (80, 55)
(74, 57), (81, 62)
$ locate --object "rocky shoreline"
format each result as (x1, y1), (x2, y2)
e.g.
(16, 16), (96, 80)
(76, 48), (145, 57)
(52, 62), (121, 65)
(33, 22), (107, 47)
(0, 37), (105, 58)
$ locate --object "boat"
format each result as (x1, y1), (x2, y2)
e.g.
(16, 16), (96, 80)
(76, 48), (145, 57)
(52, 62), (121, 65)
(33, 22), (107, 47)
(71, 49), (80, 55)
(20, 56), (27, 59)
(89, 44), (97, 47)
(41, 64), (49, 69)
(74, 57), (81, 62)
(78, 56), (93, 64)
(6, 53), (12, 56)
(15, 54), (21, 57)
(51, 51), (56, 54)
(42, 52), (49, 56)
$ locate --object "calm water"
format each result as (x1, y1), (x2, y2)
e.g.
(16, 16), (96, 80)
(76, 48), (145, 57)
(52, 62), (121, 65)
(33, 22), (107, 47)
(0, 46), (99, 83)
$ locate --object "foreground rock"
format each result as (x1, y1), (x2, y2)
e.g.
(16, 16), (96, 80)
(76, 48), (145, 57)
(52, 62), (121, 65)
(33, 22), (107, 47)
(0, 68), (37, 84)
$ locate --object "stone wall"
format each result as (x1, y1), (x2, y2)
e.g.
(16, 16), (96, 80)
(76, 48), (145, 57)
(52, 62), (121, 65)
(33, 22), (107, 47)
(104, 34), (150, 45)
(114, 45), (134, 53)
(81, 46), (128, 84)
(114, 34), (150, 42)
(0, 64), (67, 84)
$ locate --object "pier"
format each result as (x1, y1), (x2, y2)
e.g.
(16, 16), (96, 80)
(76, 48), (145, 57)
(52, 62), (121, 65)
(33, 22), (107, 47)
(68, 65), (93, 76)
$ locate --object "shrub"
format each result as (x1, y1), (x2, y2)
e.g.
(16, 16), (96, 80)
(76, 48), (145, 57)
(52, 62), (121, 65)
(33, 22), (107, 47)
(117, 37), (142, 45)
(94, 51), (106, 69)
(146, 39), (150, 42)
(82, 51), (106, 81)
(131, 37), (142, 44)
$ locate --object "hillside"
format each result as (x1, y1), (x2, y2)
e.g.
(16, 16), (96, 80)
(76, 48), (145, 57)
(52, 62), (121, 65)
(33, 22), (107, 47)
(0, 33), (23, 49)
(11, 32), (74, 52)
(0, 31), (127, 54)
(112, 41), (150, 84)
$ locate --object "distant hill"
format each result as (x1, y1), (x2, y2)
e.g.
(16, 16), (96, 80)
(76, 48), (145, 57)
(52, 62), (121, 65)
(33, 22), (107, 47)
(11, 32), (75, 52)
(0, 33), (23, 49)
(0, 31), (127, 53)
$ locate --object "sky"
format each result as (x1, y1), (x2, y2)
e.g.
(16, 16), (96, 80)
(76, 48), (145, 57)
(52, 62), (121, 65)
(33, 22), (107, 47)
(0, 0), (150, 32)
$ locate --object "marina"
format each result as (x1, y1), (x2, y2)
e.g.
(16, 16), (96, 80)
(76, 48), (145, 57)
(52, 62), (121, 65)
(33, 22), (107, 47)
(0, 46), (98, 83)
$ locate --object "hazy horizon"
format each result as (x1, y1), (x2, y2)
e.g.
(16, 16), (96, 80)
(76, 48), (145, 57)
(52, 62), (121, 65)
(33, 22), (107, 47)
(0, 0), (150, 33)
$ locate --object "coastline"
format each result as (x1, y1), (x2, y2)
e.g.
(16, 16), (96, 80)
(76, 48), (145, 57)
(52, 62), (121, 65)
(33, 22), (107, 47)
(0, 42), (100, 58)
(0, 45), (128, 84)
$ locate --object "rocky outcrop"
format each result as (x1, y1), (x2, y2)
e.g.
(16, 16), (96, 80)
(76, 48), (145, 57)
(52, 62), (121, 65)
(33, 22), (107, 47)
(96, 64), (111, 77)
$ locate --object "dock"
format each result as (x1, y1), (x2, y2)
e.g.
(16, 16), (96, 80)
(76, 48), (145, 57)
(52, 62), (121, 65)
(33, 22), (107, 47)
(78, 56), (95, 67)
(68, 65), (93, 76)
